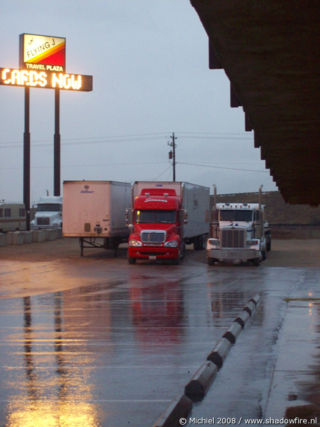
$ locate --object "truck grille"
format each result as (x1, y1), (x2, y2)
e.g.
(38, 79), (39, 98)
(221, 229), (245, 248)
(37, 217), (50, 225)
(141, 231), (166, 243)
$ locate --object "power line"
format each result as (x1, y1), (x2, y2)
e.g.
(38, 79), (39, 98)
(0, 131), (253, 149)
(178, 161), (269, 174)
(0, 161), (169, 171)
(0, 134), (169, 149)
(152, 164), (172, 180)
(181, 135), (252, 141)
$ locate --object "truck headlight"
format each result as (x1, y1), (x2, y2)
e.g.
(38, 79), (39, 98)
(129, 239), (142, 247)
(165, 240), (178, 248)
(207, 238), (220, 249)
(247, 239), (259, 249)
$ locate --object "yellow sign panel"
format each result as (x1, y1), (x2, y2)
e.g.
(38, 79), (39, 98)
(20, 34), (66, 72)
(0, 68), (93, 91)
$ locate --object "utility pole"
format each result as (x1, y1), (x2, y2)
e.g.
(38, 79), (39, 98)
(168, 132), (177, 182)
(54, 88), (61, 196)
(23, 87), (31, 231)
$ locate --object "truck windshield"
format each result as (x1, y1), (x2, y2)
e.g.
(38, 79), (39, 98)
(36, 204), (62, 212)
(219, 209), (253, 222)
(135, 210), (176, 224)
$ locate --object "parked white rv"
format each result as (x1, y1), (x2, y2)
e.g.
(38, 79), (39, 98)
(63, 180), (131, 256)
(0, 201), (26, 232)
(31, 196), (63, 230)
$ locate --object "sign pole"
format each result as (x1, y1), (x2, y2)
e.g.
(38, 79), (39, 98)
(54, 88), (61, 196)
(23, 86), (31, 230)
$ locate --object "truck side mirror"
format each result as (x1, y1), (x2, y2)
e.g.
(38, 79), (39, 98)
(128, 224), (134, 232)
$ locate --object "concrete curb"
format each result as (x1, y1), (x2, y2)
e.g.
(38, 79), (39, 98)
(207, 337), (233, 369)
(22, 231), (33, 244)
(7, 231), (24, 245)
(152, 394), (192, 427)
(185, 361), (218, 402)
(206, 294), (260, 372)
(32, 230), (48, 242)
(152, 294), (262, 424)
(234, 310), (250, 328)
(0, 229), (62, 246)
(249, 294), (260, 306)
(0, 233), (6, 246)
(222, 321), (243, 344)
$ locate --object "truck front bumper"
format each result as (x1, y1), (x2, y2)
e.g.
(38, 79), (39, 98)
(128, 246), (179, 260)
(31, 224), (61, 230)
(207, 248), (261, 263)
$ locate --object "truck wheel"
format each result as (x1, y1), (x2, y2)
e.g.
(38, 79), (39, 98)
(252, 258), (260, 266)
(128, 257), (136, 264)
(262, 250), (266, 260)
(207, 258), (215, 266)
(170, 252), (180, 265)
(180, 243), (186, 259)
(266, 238), (271, 252)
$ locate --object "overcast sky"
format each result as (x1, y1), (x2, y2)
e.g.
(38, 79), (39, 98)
(0, 0), (277, 203)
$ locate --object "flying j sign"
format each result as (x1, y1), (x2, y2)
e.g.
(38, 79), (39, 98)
(20, 34), (66, 72)
(0, 33), (93, 218)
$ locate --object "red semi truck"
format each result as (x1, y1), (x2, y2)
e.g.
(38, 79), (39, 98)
(127, 181), (210, 264)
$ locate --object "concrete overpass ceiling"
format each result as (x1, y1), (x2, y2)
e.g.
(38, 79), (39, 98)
(190, 0), (320, 205)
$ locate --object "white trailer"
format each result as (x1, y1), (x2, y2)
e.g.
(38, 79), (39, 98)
(63, 180), (131, 256)
(179, 182), (210, 243)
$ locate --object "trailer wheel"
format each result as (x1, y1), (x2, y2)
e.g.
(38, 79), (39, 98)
(128, 257), (136, 264)
(79, 237), (84, 257)
(194, 236), (204, 250)
(113, 240), (120, 257)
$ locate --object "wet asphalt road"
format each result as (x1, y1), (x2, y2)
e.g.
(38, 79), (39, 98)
(0, 240), (320, 426)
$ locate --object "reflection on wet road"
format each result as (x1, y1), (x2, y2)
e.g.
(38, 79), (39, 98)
(0, 255), (320, 426)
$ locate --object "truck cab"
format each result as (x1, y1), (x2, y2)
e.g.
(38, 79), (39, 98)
(207, 202), (271, 265)
(128, 188), (184, 264)
(31, 196), (62, 230)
